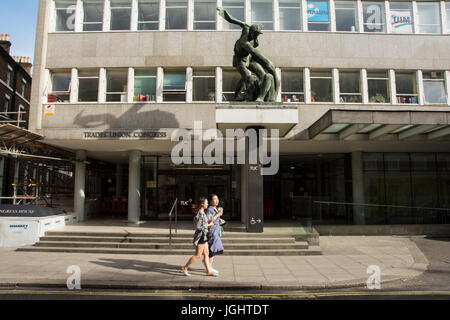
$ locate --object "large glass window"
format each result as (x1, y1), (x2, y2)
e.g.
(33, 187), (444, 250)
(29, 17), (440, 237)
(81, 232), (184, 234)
(166, 0), (188, 29)
(335, 1), (358, 32)
(50, 72), (71, 103)
(110, 0), (132, 30)
(339, 71), (361, 103)
(83, 1), (104, 31)
(194, 0), (216, 30)
(134, 69), (156, 102)
(423, 71), (447, 104)
(55, 1), (76, 31)
(281, 69), (304, 102)
(310, 70), (332, 102)
(3, 96), (10, 114)
(78, 70), (99, 102)
(390, 2), (413, 34)
(222, 69), (241, 101)
(163, 70), (186, 101)
(395, 72), (418, 104)
(106, 70), (128, 102)
(279, 0), (302, 31)
(417, 2), (441, 34)
(363, 1), (386, 33)
(307, 1), (330, 31)
(6, 66), (12, 87)
(193, 70), (215, 101)
(367, 71), (390, 103)
(252, 0), (274, 30)
(222, 0), (245, 30)
(138, 0), (159, 30)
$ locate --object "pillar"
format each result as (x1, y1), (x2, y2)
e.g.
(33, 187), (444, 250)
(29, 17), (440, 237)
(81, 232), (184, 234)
(116, 164), (123, 198)
(74, 150), (86, 221)
(352, 151), (365, 225)
(128, 150), (141, 224)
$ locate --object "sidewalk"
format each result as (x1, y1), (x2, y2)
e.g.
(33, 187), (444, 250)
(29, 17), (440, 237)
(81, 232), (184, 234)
(0, 235), (428, 290)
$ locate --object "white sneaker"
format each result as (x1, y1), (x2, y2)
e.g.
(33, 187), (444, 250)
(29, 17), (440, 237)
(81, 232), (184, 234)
(211, 268), (219, 274)
(207, 271), (219, 277)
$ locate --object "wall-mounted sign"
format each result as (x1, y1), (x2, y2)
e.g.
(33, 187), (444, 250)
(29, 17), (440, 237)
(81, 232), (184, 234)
(307, 1), (330, 22)
(391, 11), (413, 33)
(83, 131), (167, 139)
(44, 105), (55, 117)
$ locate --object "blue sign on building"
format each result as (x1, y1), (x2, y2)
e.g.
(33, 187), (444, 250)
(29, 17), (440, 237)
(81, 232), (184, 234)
(307, 1), (330, 22)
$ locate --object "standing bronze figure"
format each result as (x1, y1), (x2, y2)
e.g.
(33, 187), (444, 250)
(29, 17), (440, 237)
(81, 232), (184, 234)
(217, 7), (280, 102)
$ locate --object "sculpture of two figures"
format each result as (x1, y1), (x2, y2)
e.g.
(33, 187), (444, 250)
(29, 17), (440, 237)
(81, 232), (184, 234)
(217, 7), (280, 103)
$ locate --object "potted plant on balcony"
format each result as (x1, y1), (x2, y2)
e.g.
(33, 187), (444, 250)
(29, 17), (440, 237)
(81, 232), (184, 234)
(369, 93), (386, 103)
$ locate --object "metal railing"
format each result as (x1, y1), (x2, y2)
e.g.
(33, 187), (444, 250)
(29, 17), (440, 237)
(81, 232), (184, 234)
(168, 198), (178, 248)
(0, 111), (27, 128)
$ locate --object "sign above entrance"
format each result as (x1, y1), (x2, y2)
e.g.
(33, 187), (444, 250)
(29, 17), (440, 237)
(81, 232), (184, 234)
(83, 130), (167, 140)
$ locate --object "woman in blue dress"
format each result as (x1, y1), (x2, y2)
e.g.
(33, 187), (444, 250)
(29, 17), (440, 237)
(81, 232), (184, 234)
(206, 194), (225, 274)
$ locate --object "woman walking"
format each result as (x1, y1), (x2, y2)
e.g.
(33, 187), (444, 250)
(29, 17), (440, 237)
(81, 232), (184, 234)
(206, 194), (225, 274)
(182, 197), (218, 277)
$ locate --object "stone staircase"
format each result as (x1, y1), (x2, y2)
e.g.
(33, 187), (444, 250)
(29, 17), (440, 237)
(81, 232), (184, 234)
(16, 230), (322, 256)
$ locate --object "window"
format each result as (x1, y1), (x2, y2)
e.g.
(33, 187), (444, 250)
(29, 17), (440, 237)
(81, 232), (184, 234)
(447, 2), (450, 32)
(310, 70), (332, 102)
(18, 105), (25, 127)
(307, 1), (330, 31)
(55, 1), (76, 31)
(3, 96), (10, 114)
(21, 80), (27, 97)
(335, 1), (358, 32)
(6, 66), (12, 87)
(49, 72), (71, 103)
(367, 71), (390, 103)
(339, 71), (361, 103)
(193, 70), (215, 101)
(83, 1), (104, 31)
(110, 0), (132, 30)
(395, 72), (418, 104)
(417, 2), (441, 34)
(279, 0), (302, 31)
(363, 2), (386, 33)
(134, 69), (156, 101)
(222, 0), (245, 30)
(390, 2), (413, 34)
(252, 0), (274, 30)
(138, 0), (159, 30)
(106, 70), (128, 102)
(222, 69), (241, 101)
(194, 0), (216, 30)
(281, 69), (304, 102)
(423, 71), (447, 104)
(78, 70), (99, 102)
(166, 0), (188, 29)
(163, 70), (186, 101)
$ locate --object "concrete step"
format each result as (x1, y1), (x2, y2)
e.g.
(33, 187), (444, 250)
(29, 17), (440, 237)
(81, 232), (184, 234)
(16, 246), (322, 256)
(34, 241), (309, 250)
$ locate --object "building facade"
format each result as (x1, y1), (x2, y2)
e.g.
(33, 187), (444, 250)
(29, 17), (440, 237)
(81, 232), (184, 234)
(30, 0), (450, 230)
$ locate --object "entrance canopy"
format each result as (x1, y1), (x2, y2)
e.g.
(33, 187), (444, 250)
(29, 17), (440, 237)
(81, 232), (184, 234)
(305, 110), (450, 141)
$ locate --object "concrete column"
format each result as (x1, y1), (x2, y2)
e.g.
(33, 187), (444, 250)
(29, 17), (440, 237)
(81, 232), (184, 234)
(273, 0), (280, 31)
(74, 150), (87, 221)
(0, 158), (4, 204)
(217, 0), (223, 30)
(98, 68), (106, 103)
(389, 69), (397, 104)
(13, 160), (19, 205)
(70, 68), (78, 103)
(385, 0), (392, 33)
(159, 0), (166, 31)
(330, 0), (336, 32)
(127, 67), (135, 103)
(216, 67), (223, 103)
(128, 150), (142, 224)
(240, 164), (248, 225)
(304, 68), (311, 103)
(412, 1), (419, 34)
(301, 0), (308, 31)
(188, 0), (194, 30)
(416, 70), (425, 105)
(440, 1), (447, 34)
(276, 68), (282, 102)
(361, 69), (369, 104)
(131, 0), (138, 31)
(186, 67), (193, 103)
(445, 71), (450, 106)
(156, 67), (164, 103)
(75, 0), (83, 32)
(245, 0), (251, 24)
(332, 68), (340, 104)
(103, 0), (111, 32)
(116, 164), (123, 198)
(357, 0), (364, 32)
(351, 151), (365, 225)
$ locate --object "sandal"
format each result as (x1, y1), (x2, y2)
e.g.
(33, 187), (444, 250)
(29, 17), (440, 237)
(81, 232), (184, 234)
(182, 267), (192, 277)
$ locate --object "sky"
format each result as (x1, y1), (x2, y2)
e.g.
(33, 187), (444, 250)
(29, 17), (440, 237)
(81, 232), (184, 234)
(0, 0), (38, 61)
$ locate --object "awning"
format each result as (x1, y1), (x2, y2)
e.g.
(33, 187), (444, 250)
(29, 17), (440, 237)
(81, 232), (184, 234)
(305, 110), (450, 141)
(0, 124), (43, 145)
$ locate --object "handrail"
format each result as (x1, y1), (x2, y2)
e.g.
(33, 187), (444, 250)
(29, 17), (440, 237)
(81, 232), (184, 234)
(168, 198), (178, 248)
(313, 200), (450, 212)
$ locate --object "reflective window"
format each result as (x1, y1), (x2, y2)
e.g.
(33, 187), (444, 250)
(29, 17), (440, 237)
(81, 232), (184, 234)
(193, 70), (215, 101)
(163, 70), (186, 101)
(166, 0), (188, 29)
(390, 2), (413, 34)
(138, 0), (159, 30)
(194, 0), (216, 30)
(55, 1), (76, 31)
(423, 71), (447, 104)
(367, 71), (390, 103)
(417, 2), (441, 34)
(279, 0), (302, 31)
(106, 70), (128, 102)
(110, 0), (132, 30)
(363, 2), (386, 33)
(307, 1), (330, 31)
(6, 66), (12, 87)
(78, 70), (99, 102)
(252, 0), (274, 30)
(222, 69), (241, 101)
(310, 70), (332, 102)
(395, 72), (418, 104)
(134, 69), (156, 102)
(83, 1), (104, 31)
(339, 71), (361, 103)
(49, 72), (71, 103)
(3, 96), (10, 114)
(281, 69), (304, 102)
(335, 1), (358, 32)
(223, 0), (245, 30)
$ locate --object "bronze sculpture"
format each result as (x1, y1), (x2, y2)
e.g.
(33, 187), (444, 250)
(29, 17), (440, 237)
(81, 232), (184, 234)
(217, 7), (280, 103)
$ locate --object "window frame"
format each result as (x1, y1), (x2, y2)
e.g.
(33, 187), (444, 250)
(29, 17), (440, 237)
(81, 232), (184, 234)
(49, 71), (72, 103)
(281, 69), (304, 103)
(310, 69), (333, 103)
(82, 0), (104, 32)
(416, 2), (441, 34)
(106, 69), (129, 102)
(251, 0), (274, 30)
(339, 70), (362, 103)
(138, 0), (160, 30)
(307, 0), (331, 32)
(362, 1), (386, 33)
(192, 69), (216, 102)
(194, 0), (217, 30)
(367, 70), (390, 104)
(166, 0), (189, 30)
(110, 0), (133, 31)
(389, 2), (414, 34)
(222, 0), (246, 30)
(54, 1), (77, 32)
(77, 70), (100, 102)
(279, 0), (302, 31)
(334, 0), (359, 32)
(395, 71), (418, 104)
(163, 69), (187, 102)
(422, 71), (447, 104)
(134, 69), (157, 102)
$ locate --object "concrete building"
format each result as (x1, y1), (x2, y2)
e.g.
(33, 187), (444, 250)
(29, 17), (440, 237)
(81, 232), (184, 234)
(30, 0), (450, 231)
